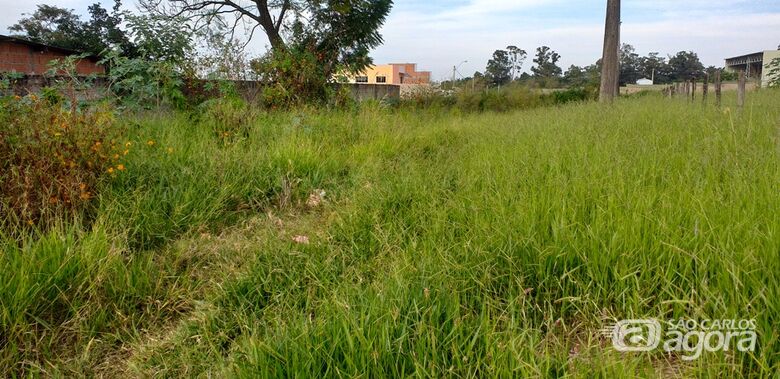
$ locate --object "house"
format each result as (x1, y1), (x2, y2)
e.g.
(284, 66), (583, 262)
(725, 49), (780, 87)
(0, 35), (105, 76)
(636, 78), (654, 86)
(344, 63), (431, 85)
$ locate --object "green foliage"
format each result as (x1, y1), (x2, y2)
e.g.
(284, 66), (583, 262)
(668, 50), (705, 81)
(531, 46), (563, 82)
(252, 47), (330, 108)
(101, 50), (185, 109)
(152, 0), (393, 80)
(619, 43), (642, 86)
(9, 1), (135, 57)
(196, 97), (259, 139)
(126, 13), (196, 65)
(485, 49), (513, 87)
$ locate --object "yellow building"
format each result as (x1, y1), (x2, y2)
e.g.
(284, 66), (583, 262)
(344, 63), (431, 85)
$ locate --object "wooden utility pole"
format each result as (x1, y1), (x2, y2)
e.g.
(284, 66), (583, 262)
(715, 70), (722, 107)
(737, 71), (746, 108)
(702, 74), (709, 105)
(599, 0), (621, 103)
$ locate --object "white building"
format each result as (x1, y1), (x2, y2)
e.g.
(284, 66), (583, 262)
(636, 78), (654, 86)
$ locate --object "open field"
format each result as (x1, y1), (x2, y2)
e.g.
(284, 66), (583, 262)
(2, 91), (779, 377)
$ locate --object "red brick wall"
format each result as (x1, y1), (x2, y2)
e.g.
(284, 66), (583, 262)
(0, 41), (105, 75)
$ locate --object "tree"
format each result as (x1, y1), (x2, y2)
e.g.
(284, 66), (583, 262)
(485, 49), (512, 87)
(563, 65), (586, 87)
(619, 43), (641, 86)
(638, 52), (669, 84)
(9, 5), (85, 50)
(9, 1), (135, 57)
(668, 51), (705, 81)
(141, 0), (393, 76)
(505, 45), (527, 81)
(530, 46), (562, 79)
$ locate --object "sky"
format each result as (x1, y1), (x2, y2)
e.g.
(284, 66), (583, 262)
(1, 0), (779, 80)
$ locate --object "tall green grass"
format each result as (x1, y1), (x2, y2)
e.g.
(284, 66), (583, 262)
(1, 91), (779, 377)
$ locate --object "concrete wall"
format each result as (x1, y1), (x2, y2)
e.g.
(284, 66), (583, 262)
(0, 41), (105, 76)
(4, 75), (399, 103)
(762, 50), (780, 87)
(2, 74), (108, 100)
(338, 83), (400, 101)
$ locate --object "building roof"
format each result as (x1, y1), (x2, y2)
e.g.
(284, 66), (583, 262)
(0, 34), (100, 60)
(724, 51), (764, 61)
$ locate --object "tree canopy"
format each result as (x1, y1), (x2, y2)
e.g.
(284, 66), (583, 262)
(485, 49), (512, 87)
(531, 46), (562, 79)
(9, 1), (135, 57)
(141, 0), (393, 75)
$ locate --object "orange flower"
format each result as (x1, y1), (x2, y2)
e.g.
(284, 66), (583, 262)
(80, 192), (91, 200)
(113, 154), (120, 160)
(117, 164), (125, 171)
(80, 183), (87, 191)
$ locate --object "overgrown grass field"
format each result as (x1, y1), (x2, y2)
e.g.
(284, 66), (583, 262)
(2, 91), (779, 377)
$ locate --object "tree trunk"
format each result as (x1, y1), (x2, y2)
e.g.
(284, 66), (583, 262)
(599, 0), (620, 103)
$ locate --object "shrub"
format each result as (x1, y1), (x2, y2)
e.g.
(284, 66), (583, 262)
(252, 48), (330, 108)
(550, 88), (592, 104)
(196, 96), (259, 140)
(0, 95), (125, 230)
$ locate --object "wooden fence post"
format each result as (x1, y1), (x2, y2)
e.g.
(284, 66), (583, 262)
(737, 71), (746, 108)
(691, 80), (696, 102)
(715, 70), (722, 108)
(702, 74), (709, 105)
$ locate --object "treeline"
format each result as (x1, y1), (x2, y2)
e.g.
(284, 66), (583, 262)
(446, 44), (738, 90)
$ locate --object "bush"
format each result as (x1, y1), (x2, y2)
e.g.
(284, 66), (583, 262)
(252, 48), (330, 108)
(196, 96), (259, 140)
(550, 88), (592, 104)
(0, 95), (125, 230)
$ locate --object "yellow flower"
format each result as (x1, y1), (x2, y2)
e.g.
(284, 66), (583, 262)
(113, 154), (120, 160)
(167, 147), (174, 154)
(125, 142), (132, 147)
(117, 164), (125, 171)
(80, 192), (91, 200)
(13, 95), (21, 100)
(107, 167), (115, 174)
(27, 220), (34, 226)
(80, 183), (87, 191)
(147, 140), (155, 146)
(123, 149), (129, 156)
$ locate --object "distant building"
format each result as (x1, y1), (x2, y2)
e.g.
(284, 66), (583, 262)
(343, 63), (431, 85)
(0, 35), (105, 76)
(636, 78), (653, 86)
(724, 50), (780, 87)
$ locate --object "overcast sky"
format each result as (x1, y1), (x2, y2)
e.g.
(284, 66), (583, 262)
(2, 0), (779, 80)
